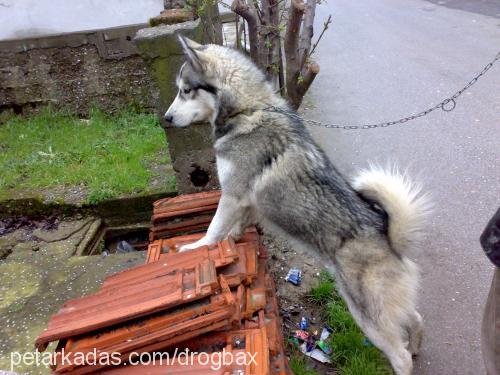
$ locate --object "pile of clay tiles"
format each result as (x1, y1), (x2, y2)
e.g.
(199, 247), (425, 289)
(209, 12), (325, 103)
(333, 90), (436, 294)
(35, 191), (290, 374)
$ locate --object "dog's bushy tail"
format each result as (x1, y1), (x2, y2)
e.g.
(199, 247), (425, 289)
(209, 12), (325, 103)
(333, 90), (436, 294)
(352, 165), (431, 255)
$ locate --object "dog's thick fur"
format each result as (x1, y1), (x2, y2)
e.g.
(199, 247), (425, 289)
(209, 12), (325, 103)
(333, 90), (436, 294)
(165, 35), (431, 375)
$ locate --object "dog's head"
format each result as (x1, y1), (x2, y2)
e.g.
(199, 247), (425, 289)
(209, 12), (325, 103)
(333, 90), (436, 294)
(164, 35), (273, 128)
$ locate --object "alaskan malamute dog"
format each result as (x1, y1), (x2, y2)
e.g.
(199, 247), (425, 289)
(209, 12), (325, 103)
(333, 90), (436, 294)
(165, 35), (430, 375)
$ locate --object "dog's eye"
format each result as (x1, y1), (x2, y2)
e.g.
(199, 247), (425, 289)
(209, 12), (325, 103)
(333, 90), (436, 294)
(183, 88), (192, 94)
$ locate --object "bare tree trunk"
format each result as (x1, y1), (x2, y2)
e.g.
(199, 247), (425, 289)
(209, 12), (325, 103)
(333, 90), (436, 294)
(232, 0), (261, 66)
(197, 0), (223, 44)
(283, 0), (320, 109)
(229, 0), (330, 108)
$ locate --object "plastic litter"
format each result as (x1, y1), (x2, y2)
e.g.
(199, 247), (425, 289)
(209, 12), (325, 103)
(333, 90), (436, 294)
(299, 343), (332, 364)
(117, 240), (136, 253)
(299, 317), (308, 330)
(320, 326), (333, 341)
(294, 330), (309, 341)
(317, 340), (332, 355)
(363, 337), (373, 346)
(306, 336), (315, 352)
(285, 268), (302, 286)
(288, 337), (300, 349)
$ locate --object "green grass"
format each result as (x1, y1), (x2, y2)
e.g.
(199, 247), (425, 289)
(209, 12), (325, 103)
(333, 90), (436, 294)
(0, 108), (175, 204)
(289, 354), (321, 375)
(303, 272), (393, 375)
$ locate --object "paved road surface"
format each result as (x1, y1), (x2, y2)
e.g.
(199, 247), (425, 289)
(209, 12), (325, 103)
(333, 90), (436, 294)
(307, 0), (500, 374)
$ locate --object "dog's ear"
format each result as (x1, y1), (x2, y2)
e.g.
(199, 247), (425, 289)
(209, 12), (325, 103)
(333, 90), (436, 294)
(178, 34), (205, 72)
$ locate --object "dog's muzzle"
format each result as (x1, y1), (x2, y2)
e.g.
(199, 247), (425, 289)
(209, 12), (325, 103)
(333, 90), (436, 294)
(162, 113), (174, 128)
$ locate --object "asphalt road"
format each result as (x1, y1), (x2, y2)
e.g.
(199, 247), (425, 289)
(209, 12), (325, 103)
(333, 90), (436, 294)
(306, 0), (500, 374)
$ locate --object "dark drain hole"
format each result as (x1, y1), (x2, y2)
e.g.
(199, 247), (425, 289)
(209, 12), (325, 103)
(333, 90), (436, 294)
(190, 165), (210, 187)
(85, 225), (150, 256)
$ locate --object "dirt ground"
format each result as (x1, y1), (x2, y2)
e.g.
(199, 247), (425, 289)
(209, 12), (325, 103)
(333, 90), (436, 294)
(264, 233), (337, 374)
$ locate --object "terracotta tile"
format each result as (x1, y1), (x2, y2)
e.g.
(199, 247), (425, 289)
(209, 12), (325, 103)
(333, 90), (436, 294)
(101, 326), (270, 375)
(148, 234), (239, 268)
(150, 191), (221, 240)
(36, 191), (290, 374)
(152, 190), (221, 211)
(52, 278), (236, 374)
(36, 260), (218, 351)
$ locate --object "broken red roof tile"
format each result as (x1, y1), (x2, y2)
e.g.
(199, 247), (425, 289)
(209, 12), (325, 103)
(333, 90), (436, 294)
(150, 191), (221, 240)
(52, 277), (236, 374)
(51, 249), (265, 373)
(157, 312), (289, 375)
(149, 214), (214, 241)
(100, 323), (273, 374)
(219, 241), (259, 287)
(35, 260), (219, 352)
(153, 190), (221, 212)
(145, 234), (239, 266)
(35, 191), (290, 374)
(146, 231), (259, 287)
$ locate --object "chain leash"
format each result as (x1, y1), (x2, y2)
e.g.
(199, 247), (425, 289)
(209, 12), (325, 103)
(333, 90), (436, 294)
(263, 51), (500, 130)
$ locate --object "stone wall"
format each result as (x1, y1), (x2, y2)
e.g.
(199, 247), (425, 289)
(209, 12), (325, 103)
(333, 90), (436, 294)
(0, 24), (159, 118)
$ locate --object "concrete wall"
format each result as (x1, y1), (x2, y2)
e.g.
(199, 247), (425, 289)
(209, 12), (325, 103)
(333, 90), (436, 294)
(0, 24), (160, 117)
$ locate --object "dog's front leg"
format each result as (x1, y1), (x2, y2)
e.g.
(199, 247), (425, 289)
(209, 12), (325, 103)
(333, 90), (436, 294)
(229, 207), (253, 241)
(179, 194), (243, 251)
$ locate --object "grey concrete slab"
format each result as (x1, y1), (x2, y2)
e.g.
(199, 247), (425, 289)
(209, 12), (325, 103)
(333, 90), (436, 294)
(306, 0), (500, 373)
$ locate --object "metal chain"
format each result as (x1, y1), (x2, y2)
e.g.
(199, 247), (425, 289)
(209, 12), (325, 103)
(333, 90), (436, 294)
(263, 51), (500, 130)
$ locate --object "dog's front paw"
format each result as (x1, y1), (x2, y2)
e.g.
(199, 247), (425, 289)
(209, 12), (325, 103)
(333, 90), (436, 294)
(178, 238), (208, 252)
(228, 229), (243, 242)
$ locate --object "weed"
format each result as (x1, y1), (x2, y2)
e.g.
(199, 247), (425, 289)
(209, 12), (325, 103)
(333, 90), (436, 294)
(299, 271), (393, 375)
(0, 108), (175, 204)
(289, 353), (321, 375)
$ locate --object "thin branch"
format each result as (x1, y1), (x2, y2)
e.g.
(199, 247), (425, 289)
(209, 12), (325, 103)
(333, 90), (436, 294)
(309, 14), (332, 57)
(235, 14), (240, 49)
(298, 0), (317, 68)
(231, 0), (260, 64)
(284, 0), (305, 69)
(243, 17), (247, 51)
(284, 0), (305, 54)
(251, 0), (264, 24)
(216, 0), (232, 9)
(296, 60), (320, 105)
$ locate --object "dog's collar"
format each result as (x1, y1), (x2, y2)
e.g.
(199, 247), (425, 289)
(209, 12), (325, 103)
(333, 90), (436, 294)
(215, 106), (277, 126)
(214, 108), (256, 127)
(213, 107), (271, 139)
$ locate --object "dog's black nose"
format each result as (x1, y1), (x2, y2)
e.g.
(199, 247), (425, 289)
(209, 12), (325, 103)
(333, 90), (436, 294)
(164, 114), (173, 123)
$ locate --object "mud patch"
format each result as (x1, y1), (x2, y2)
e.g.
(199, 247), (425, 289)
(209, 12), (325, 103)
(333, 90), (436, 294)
(0, 215), (59, 237)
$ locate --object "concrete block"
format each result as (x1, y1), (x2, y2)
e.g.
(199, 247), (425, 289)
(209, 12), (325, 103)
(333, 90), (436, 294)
(134, 19), (219, 194)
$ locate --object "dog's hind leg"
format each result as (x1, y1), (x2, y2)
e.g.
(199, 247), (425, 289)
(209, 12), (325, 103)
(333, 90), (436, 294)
(334, 274), (413, 375)
(406, 310), (423, 356)
(363, 324), (413, 375)
(344, 300), (413, 375)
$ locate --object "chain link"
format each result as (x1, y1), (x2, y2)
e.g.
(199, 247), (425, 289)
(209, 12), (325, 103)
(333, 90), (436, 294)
(263, 51), (500, 130)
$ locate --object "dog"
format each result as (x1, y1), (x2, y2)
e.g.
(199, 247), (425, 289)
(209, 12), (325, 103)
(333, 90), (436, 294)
(164, 35), (431, 375)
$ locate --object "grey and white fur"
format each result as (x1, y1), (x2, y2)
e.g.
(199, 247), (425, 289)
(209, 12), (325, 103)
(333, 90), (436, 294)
(165, 35), (431, 375)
